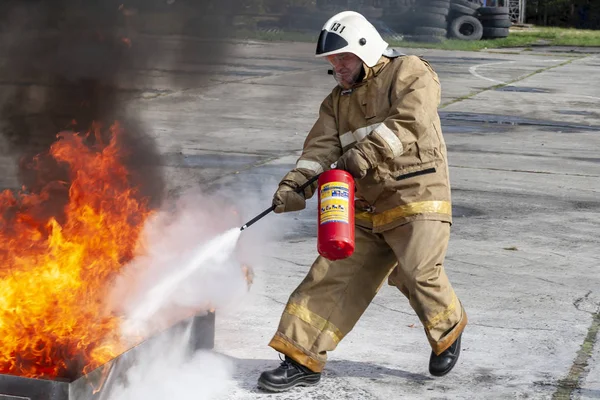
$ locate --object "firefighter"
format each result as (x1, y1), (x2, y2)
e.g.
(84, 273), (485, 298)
(258, 11), (467, 392)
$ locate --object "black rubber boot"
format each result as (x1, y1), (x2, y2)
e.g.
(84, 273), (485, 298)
(257, 356), (321, 392)
(429, 333), (462, 377)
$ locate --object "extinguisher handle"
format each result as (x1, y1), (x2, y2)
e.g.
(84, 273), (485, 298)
(240, 173), (322, 231)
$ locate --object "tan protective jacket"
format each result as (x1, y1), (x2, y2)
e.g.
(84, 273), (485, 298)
(294, 54), (452, 232)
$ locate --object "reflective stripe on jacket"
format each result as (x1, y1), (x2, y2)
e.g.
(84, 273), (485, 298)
(296, 55), (452, 232)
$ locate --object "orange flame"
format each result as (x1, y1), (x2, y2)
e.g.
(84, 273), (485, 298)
(0, 122), (152, 380)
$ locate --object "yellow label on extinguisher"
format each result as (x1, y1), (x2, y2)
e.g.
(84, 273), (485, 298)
(319, 181), (350, 225)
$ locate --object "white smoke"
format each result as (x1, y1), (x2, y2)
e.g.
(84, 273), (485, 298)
(110, 190), (251, 338)
(105, 325), (235, 400)
(103, 188), (275, 399)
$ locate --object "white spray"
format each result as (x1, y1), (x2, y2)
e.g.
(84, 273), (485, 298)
(109, 191), (253, 338)
(123, 228), (241, 333)
(103, 187), (281, 400)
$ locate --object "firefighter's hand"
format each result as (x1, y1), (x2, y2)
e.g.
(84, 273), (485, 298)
(273, 183), (306, 214)
(336, 148), (370, 179)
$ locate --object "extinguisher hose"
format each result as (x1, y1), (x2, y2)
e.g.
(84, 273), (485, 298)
(240, 173), (322, 231)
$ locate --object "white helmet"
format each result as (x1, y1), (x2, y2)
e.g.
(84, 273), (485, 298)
(315, 11), (389, 68)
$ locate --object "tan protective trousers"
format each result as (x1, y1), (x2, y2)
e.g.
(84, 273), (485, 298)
(268, 220), (467, 373)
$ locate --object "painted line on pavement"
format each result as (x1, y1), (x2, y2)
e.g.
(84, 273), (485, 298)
(552, 306), (600, 399)
(468, 61), (515, 84)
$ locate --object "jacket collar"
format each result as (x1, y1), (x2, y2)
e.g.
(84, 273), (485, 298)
(348, 55), (391, 90)
(363, 55), (391, 81)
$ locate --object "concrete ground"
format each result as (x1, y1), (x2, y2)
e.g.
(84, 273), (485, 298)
(162, 42), (598, 400)
(2, 36), (600, 399)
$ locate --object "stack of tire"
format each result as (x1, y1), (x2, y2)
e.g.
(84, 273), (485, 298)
(478, 7), (511, 39)
(447, 0), (483, 41)
(410, 0), (451, 43)
(380, 0), (414, 35)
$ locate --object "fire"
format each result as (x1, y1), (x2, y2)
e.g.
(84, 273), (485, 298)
(0, 122), (152, 380)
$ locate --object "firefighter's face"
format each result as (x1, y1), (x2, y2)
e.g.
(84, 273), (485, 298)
(326, 52), (363, 89)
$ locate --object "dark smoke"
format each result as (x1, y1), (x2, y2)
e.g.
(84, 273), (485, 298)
(0, 0), (236, 219)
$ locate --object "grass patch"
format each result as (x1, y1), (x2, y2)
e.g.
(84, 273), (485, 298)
(391, 27), (600, 50)
(553, 311), (600, 399)
(524, 26), (600, 46)
(232, 26), (600, 52)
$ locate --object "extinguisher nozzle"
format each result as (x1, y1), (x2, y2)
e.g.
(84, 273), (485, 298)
(239, 205), (276, 232)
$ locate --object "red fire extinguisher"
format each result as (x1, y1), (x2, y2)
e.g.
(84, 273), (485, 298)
(317, 169), (355, 261)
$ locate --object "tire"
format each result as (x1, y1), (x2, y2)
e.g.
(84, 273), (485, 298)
(395, 6), (412, 14)
(450, 3), (477, 16)
(421, 0), (451, 7)
(414, 26), (447, 37)
(416, 6), (450, 16)
(448, 15), (483, 40)
(385, 5), (411, 14)
(413, 13), (448, 27)
(478, 14), (511, 20)
(451, 0), (480, 10)
(483, 27), (509, 38)
(478, 6), (509, 15)
(482, 19), (512, 28)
